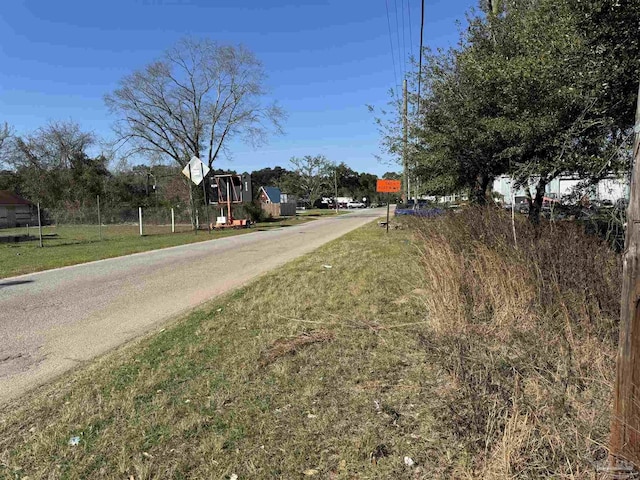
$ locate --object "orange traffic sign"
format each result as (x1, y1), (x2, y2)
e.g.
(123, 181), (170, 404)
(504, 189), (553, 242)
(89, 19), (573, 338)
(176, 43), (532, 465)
(376, 179), (401, 193)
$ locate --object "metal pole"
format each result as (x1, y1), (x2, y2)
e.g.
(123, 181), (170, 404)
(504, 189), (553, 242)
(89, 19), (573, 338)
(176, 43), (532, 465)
(201, 163), (210, 232)
(386, 193), (390, 233)
(188, 162), (196, 235)
(171, 207), (175, 233)
(37, 202), (43, 247)
(97, 195), (102, 241)
(139, 207), (143, 236)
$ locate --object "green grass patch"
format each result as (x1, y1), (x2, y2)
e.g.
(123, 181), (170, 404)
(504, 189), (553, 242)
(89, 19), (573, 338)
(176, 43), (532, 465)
(296, 208), (350, 217)
(0, 221), (437, 479)
(0, 217), (313, 279)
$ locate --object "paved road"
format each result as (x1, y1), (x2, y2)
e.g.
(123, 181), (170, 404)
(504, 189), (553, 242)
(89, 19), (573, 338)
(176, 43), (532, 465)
(0, 208), (385, 404)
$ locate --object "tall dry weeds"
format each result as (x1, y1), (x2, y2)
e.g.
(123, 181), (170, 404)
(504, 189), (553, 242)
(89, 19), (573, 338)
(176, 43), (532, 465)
(410, 207), (621, 478)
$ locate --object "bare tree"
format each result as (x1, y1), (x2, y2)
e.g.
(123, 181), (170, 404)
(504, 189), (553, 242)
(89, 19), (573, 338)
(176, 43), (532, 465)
(105, 37), (285, 169)
(11, 120), (95, 170)
(0, 122), (14, 168)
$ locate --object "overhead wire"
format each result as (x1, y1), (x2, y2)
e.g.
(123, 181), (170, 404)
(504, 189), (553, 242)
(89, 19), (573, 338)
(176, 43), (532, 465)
(417, 0), (425, 115)
(393, 0), (405, 80)
(406, 0), (414, 62)
(400, 0), (408, 78)
(385, 0), (401, 100)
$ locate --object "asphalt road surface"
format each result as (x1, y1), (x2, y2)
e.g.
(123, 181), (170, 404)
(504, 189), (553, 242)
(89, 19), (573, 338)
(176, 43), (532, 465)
(0, 208), (385, 405)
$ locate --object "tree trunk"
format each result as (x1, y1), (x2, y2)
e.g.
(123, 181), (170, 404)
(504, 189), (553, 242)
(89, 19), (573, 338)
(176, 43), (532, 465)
(528, 178), (546, 225)
(471, 173), (491, 205)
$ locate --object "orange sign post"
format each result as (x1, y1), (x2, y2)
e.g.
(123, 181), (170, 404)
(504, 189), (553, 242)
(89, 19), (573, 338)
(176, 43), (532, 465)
(376, 179), (400, 232)
(376, 179), (401, 193)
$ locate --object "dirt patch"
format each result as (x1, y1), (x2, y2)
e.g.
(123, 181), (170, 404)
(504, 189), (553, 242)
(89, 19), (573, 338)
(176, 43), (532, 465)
(259, 330), (334, 367)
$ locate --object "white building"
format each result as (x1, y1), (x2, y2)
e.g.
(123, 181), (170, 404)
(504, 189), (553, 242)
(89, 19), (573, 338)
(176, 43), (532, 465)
(493, 175), (629, 204)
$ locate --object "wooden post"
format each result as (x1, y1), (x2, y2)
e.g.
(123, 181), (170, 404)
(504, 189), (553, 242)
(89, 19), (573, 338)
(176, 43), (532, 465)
(171, 208), (175, 233)
(97, 195), (102, 241)
(403, 78), (408, 204)
(610, 81), (640, 470)
(139, 207), (143, 236)
(37, 202), (43, 248)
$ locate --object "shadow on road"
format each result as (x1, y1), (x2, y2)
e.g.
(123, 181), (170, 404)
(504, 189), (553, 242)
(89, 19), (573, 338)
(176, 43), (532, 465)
(0, 280), (34, 289)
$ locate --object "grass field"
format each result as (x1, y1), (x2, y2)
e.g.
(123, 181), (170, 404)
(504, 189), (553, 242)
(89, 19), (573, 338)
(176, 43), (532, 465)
(0, 217), (312, 279)
(0, 220), (438, 479)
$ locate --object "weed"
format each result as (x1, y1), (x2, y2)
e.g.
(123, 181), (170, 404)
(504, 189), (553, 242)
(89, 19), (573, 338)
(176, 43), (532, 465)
(409, 207), (619, 478)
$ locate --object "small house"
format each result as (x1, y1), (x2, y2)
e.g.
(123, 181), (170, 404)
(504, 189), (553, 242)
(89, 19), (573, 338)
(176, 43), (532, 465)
(0, 191), (34, 228)
(259, 186), (296, 217)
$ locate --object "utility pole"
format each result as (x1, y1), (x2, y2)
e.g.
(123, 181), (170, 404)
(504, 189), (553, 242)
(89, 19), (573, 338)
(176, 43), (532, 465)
(403, 78), (408, 204)
(609, 81), (640, 472)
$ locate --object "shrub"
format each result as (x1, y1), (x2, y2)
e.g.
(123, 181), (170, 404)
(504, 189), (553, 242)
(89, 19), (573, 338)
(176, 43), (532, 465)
(409, 207), (620, 478)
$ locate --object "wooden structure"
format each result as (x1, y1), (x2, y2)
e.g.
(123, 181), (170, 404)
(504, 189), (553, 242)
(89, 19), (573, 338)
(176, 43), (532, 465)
(0, 191), (33, 228)
(259, 186), (295, 217)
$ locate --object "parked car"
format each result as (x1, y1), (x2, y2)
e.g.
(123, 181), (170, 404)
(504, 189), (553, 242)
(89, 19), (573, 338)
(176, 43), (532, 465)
(347, 201), (366, 209)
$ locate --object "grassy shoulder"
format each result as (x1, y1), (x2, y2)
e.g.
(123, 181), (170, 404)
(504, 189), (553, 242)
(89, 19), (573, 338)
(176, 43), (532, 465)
(3, 210), (612, 478)
(296, 208), (350, 217)
(0, 221), (436, 479)
(0, 217), (313, 279)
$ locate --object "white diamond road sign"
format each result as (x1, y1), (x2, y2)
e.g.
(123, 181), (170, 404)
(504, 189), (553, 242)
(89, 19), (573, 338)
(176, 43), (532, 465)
(182, 156), (210, 185)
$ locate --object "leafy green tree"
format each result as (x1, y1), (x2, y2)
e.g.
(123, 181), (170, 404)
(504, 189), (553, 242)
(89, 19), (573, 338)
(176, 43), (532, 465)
(406, 0), (639, 222)
(250, 166), (290, 199)
(285, 155), (331, 207)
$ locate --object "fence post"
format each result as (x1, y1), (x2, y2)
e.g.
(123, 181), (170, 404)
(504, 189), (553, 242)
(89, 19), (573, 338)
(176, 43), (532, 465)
(97, 195), (102, 241)
(37, 202), (43, 248)
(171, 207), (175, 233)
(139, 207), (143, 236)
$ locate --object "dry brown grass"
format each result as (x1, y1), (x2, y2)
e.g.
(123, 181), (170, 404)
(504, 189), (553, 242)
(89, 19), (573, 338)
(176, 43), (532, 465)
(259, 330), (335, 367)
(410, 207), (620, 478)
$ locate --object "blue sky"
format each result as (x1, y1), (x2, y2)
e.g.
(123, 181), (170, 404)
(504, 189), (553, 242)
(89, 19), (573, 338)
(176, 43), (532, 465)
(0, 0), (477, 176)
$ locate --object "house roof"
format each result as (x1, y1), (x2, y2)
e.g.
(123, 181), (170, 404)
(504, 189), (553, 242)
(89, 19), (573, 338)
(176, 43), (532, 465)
(261, 186), (281, 204)
(0, 190), (32, 206)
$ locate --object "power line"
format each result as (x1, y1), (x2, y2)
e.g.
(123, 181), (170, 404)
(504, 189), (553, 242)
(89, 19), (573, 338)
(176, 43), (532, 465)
(417, 0), (425, 115)
(406, 0), (414, 61)
(385, 0), (400, 98)
(400, 0), (407, 76)
(393, 0), (405, 79)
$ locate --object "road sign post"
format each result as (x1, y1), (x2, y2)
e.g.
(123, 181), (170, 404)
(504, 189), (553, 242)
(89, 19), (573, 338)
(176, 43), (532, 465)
(182, 157), (211, 234)
(386, 193), (390, 233)
(376, 179), (401, 233)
